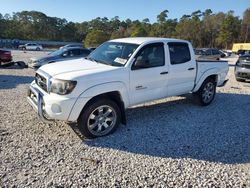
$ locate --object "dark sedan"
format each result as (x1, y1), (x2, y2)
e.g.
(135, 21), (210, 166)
(0, 49), (12, 66)
(235, 54), (250, 82)
(28, 47), (91, 69)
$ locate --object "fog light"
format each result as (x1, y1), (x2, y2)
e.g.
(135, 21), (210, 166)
(51, 104), (62, 114)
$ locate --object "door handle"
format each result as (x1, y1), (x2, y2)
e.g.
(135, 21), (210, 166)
(135, 85), (147, 90)
(188, 68), (195, 70)
(160, 71), (168, 75)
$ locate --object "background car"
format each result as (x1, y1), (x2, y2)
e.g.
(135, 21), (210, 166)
(28, 47), (91, 68)
(0, 49), (12, 66)
(219, 50), (231, 58)
(19, 43), (43, 51)
(237, 49), (250, 56)
(59, 44), (83, 50)
(195, 48), (221, 60)
(235, 54), (250, 82)
(88, 47), (96, 52)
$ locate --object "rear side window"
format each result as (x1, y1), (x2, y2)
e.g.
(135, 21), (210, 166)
(206, 49), (212, 55)
(168, 42), (191, 64)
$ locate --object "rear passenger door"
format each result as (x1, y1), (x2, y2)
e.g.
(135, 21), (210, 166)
(167, 42), (196, 96)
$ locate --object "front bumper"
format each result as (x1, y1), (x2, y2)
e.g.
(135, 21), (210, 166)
(27, 82), (78, 123)
(235, 66), (250, 79)
(27, 84), (52, 123)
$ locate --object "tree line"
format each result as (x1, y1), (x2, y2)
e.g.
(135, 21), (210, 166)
(0, 8), (249, 49)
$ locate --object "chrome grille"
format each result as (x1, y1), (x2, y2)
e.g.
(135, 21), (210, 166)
(35, 73), (47, 92)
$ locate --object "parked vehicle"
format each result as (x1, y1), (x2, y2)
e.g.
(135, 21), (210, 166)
(219, 50), (231, 58)
(27, 37), (229, 138)
(194, 48), (221, 60)
(88, 47), (96, 52)
(232, 43), (250, 53)
(235, 54), (250, 82)
(28, 47), (91, 69)
(237, 49), (250, 56)
(0, 49), (12, 66)
(19, 43), (43, 51)
(59, 44), (83, 50)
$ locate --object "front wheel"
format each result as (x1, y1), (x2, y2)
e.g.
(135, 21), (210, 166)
(77, 98), (121, 138)
(194, 78), (216, 106)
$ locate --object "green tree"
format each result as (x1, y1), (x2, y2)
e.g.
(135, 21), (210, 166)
(241, 8), (250, 42)
(175, 11), (202, 47)
(216, 11), (241, 48)
(85, 30), (110, 47)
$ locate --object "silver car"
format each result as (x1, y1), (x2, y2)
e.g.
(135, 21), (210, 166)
(235, 54), (250, 82)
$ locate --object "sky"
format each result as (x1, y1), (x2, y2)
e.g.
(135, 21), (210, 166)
(0, 0), (249, 23)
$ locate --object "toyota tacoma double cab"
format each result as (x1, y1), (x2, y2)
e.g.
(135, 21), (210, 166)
(27, 37), (229, 138)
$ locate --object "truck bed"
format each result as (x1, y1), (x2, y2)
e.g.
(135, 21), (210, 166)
(195, 60), (229, 88)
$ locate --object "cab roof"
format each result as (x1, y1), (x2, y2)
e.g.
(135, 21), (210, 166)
(109, 37), (189, 45)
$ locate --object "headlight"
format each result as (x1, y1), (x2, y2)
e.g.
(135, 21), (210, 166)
(50, 79), (77, 95)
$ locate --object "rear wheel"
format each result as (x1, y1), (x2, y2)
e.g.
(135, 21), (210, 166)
(36, 47), (40, 51)
(77, 98), (121, 138)
(195, 78), (216, 106)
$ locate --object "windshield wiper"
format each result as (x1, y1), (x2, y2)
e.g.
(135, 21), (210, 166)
(85, 57), (113, 66)
(84, 57), (97, 62)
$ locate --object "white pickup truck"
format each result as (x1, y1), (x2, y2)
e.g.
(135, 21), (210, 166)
(27, 37), (229, 138)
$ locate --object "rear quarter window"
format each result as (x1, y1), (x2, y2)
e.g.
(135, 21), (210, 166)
(168, 42), (191, 64)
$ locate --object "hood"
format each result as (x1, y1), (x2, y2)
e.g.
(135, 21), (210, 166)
(30, 53), (56, 62)
(38, 58), (117, 77)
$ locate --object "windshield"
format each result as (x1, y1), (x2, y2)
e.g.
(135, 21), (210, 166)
(87, 42), (139, 66)
(49, 48), (66, 56)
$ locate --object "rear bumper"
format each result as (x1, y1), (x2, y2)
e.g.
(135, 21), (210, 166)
(0, 56), (12, 62)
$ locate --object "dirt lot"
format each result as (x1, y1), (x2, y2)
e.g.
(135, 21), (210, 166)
(0, 50), (250, 187)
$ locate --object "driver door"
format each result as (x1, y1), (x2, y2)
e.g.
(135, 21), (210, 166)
(129, 42), (169, 105)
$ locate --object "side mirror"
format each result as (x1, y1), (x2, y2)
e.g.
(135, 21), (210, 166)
(132, 58), (149, 69)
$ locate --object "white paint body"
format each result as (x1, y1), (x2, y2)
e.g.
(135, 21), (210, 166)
(25, 43), (43, 50)
(29, 38), (229, 122)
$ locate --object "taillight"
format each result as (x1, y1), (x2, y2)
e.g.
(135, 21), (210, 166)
(3, 52), (11, 55)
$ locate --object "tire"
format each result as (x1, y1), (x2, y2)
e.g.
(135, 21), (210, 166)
(195, 78), (216, 106)
(77, 98), (121, 138)
(36, 47), (40, 51)
(22, 47), (26, 51)
(236, 78), (245, 82)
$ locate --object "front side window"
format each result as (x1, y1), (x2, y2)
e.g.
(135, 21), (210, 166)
(87, 42), (139, 67)
(212, 49), (220, 55)
(69, 49), (80, 56)
(168, 42), (191, 64)
(132, 43), (165, 69)
(80, 49), (91, 56)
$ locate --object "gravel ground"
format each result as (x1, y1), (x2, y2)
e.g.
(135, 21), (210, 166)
(0, 50), (250, 187)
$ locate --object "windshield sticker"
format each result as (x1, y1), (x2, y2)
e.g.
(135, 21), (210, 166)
(114, 57), (127, 65)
